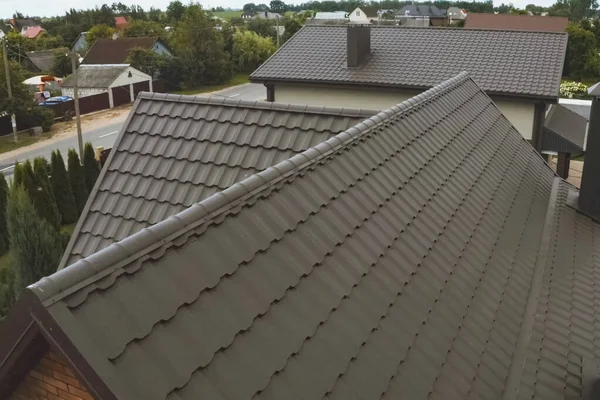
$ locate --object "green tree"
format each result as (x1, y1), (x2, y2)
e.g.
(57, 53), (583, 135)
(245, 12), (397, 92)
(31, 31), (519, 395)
(87, 24), (116, 47)
(126, 47), (163, 77)
(169, 4), (234, 86)
(243, 3), (257, 12)
(167, 0), (186, 21)
(565, 22), (600, 79)
(282, 17), (302, 43)
(0, 173), (8, 256)
(51, 48), (73, 77)
(51, 150), (78, 225)
(233, 30), (277, 71)
(270, 0), (286, 13)
(247, 19), (277, 41)
(83, 142), (101, 191)
(123, 20), (168, 40)
(68, 149), (89, 215)
(12, 162), (23, 187)
(32, 158), (61, 230)
(6, 185), (65, 295)
(0, 51), (37, 119)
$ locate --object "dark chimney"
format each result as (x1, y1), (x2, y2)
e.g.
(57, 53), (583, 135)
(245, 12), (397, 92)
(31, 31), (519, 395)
(347, 25), (371, 68)
(578, 83), (600, 220)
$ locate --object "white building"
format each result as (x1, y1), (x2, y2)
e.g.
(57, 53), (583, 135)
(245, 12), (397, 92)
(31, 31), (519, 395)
(61, 64), (152, 108)
(349, 7), (380, 24)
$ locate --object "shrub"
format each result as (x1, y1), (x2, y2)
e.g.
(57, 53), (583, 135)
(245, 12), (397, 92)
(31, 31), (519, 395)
(560, 80), (589, 99)
(33, 157), (61, 230)
(68, 149), (89, 215)
(83, 142), (101, 191)
(51, 150), (78, 224)
(28, 106), (55, 132)
(6, 185), (65, 295)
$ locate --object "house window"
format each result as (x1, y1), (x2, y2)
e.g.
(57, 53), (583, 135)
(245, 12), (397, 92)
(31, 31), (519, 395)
(356, 11), (360, 16)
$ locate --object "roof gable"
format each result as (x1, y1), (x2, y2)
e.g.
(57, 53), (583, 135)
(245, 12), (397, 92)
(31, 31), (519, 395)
(357, 6), (379, 17)
(250, 25), (568, 99)
(4, 72), (594, 399)
(61, 64), (129, 88)
(58, 96), (375, 267)
(81, 37), (158, 65)
(464, 13), (569, 32)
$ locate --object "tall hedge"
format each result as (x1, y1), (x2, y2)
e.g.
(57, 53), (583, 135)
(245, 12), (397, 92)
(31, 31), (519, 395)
(0, 173), (8, 256)
(68, 149), (89, 215)
(51, 150), (78, 225)
(6, 185), (64, 294)
(33, 157), (61, 230)
(12, 162), (23, 186)
(83, 142), (101, 191)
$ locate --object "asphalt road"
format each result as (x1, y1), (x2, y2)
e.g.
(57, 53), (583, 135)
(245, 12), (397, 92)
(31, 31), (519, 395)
(0, 83), (266, 178)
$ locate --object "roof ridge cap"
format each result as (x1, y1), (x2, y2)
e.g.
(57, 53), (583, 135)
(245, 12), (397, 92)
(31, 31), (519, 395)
(135, 93), (377, 117)
(29, 72), (472, 304)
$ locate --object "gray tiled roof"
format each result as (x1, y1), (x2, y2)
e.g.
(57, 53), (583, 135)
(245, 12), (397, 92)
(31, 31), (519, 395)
(59, 94), (375, 268)
(250, 25), (568, 99)
(25, 49), (57, 72)
(21, 72), (600, 399)
(61, 64), (128, 88)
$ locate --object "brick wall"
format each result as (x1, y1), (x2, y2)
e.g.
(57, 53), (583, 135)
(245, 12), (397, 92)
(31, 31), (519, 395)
(9, 347), (94, 400)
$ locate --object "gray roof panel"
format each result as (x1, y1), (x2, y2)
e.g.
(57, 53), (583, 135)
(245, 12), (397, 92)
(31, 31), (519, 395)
(61, 64), (128, 88)
(59, 95), (375, 267)
(24, 72), (596, 399)
(250, 25), (568, 99)
(543, 103), (587, 153)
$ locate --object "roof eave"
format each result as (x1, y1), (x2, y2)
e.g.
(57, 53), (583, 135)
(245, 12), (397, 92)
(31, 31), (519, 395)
(249, 77), (559, 102)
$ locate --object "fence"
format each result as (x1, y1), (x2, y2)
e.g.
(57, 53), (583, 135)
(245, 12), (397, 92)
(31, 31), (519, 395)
(1, 80), (166, 137)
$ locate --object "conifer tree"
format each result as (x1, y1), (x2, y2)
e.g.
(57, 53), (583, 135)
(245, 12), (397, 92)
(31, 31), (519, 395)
(68, 149), (89, 215)
(83, 142), (101, 191)
(51, 150), (78, 224)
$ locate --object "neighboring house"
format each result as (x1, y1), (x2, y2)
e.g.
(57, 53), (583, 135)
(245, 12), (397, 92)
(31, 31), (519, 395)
(21, 26), (45, 38)
(21, 49), (57, 73)
(396, 4), (447, 26)
(9, 18), (44, 37)
(242, 10), (256, 19)
(349, 6), (380, 23)
(70, 31), (88, 53)
(81, 37), (171, 64)
(115, 16), (128, 31)
(5, 72), (600, 400)
(57, 95), (374, 267)
(250, 25), (568, 151)
(464, 13), (569, 32)
(60, 64), (152, 107)
(447, 6), (467, 21)
(313, 11), (349, 20)
(256, 11), (282, 19)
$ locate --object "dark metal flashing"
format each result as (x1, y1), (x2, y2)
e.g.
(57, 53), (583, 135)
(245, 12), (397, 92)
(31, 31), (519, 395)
(0, 290), (117, 400)
(39, 72), (472, 304)
(502, 176), (561, 400)
(579, 96), (600, 222)
(266, 84), (274, 102)
(532, 102), (547, 151)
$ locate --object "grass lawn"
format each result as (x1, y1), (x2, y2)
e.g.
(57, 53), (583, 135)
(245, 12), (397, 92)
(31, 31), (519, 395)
(0, 131), (54, 156)
(212, 10), (243, 20)
(175, 73), (250, 95)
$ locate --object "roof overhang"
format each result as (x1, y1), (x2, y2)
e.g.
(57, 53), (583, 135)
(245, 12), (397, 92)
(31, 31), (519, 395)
(0, 290), (116, 400)
(250, 77), (559, 103)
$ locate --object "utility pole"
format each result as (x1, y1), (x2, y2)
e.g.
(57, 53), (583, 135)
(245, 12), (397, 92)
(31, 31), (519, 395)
(70, 52), (83, 158)
(2, 39), (18, 142)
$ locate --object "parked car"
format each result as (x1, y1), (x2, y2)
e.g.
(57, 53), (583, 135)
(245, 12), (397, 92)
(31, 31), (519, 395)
(39, 96), (73, 106)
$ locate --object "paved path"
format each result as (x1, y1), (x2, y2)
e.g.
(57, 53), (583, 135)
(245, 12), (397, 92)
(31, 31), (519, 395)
(0, 83), (266, 178)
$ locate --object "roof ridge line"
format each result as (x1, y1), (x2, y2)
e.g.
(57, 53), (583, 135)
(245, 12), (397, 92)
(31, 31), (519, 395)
(303, 24), (569, 35)
(502, 176), (562, 400)
(30, 72), (471, 305)
(136, 92), (377, 118)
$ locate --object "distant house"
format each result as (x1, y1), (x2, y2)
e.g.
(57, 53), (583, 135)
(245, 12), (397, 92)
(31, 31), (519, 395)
(313, 11), (349, 20)
(9, 18), (45, 38)
(21, 49), (58, 73)
(396, 5), (447, 26)
(61, 64), (152, 108)
(115, 16), (128, 31)
(465, 13), (569, 32)
(349, 6), (379, 23)
(447, 6), (467, 21)
(81, 37), (171, 65)
(70, 32), (88, 53)
(251, 25), (568, 151)
(242, 10), (256, 19)
(242, 10), (282, 20)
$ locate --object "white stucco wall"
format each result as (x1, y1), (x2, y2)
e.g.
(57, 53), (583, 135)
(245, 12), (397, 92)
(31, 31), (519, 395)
(349, 8), (375, 23)
(493, 99), (535, 140)
(274, 84), (536, 140)
(61, 87), (107, 98)
(274, 84), (413, 110)
(110, 66), (152, 88)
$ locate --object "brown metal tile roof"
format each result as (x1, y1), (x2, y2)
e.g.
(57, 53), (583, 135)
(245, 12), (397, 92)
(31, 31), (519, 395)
(1, 72), (593, 399)
(464, 13), (569, 32)
(81, 37), (159, 65)
(58, 95), (375, 268)
(250, 25), (568, 99)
